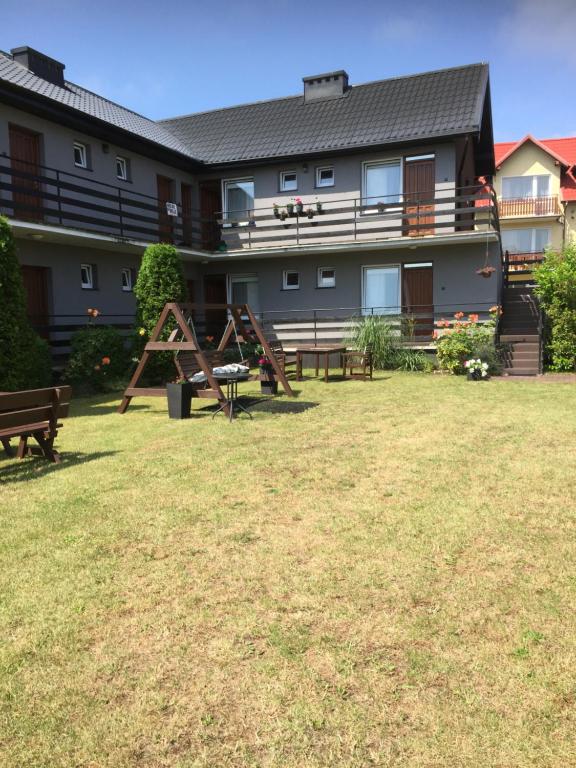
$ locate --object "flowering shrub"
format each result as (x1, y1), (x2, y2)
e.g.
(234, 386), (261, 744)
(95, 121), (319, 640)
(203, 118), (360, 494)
(465, 358), (489, 378)
(435, 308), (502, 375)
(63, 318), (130, 392)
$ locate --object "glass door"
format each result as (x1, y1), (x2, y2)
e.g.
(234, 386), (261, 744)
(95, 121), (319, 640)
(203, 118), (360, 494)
(228, 274), (260, 316)
(362, 266), (400, 315)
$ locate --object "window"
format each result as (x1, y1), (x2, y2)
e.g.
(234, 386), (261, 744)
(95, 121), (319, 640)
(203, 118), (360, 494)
(317, 267), (336, 288)
(223, 178), (254, 221)
(280, 171), (298, 192)
(316, 167), (334, 187)
(74, 142), (88, 169)
(81, 263), (95, 289)
(362, 265), (400, 315)
(283, 270), (300, 290)
(501, 228), (551, 254)
(502, 175), (550, 199)
(363, 160), (402, 208)
(228, 274), (260, 313)
(121, 267), (134, 292)
(116, 156), (129, 181)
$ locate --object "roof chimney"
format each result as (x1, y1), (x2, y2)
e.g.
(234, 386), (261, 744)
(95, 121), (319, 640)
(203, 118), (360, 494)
(303, 70), (349, 102)
(11, 46), (65, 87)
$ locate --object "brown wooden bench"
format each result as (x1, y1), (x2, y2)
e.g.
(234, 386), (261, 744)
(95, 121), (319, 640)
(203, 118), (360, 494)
(266, 339), (297, 377)
(175, 350), (227, 387)
(0, 386), (72, 464)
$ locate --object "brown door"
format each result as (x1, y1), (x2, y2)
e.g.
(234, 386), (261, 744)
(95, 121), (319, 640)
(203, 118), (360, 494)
(9, 124), (42, 222)
(21, 265), (50, 337)
(402, 264), (433, 338)
(181, 183), (193, 246)
(404, 157), (435, 236)
(157, 175), (174, 242)
(203, 274), (227, 338)
(199, 180), (222, 250)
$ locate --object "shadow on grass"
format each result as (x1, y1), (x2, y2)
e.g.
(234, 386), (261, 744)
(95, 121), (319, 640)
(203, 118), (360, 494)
(0, 450), (119, 485)
(192, 396), (320, 417)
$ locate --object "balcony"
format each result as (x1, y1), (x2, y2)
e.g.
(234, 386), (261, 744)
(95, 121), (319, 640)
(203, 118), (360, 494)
(0, 155), (203, 249)
(498, 195), (561, 219)
(215, 185), (498, 253)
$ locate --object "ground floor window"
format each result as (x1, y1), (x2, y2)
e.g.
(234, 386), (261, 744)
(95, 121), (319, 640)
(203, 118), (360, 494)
(501, 227), (551, 254)
(81, 263), (95, 290)
(362, 265), (401, 315)
(121, 268), (134, 292)
(228, 273), (260, 313)
(317, 267), (336, 288)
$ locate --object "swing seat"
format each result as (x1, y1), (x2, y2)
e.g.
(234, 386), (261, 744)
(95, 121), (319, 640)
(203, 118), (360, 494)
(175, 350), (226, 386)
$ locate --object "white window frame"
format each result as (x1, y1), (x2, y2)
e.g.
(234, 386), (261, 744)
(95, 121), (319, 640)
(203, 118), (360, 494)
(73, 141), (88, 169)
(80, 263), (94, 290)
(317, 267), (336, 288)
(501, 227), (551, 254)
(282, 270), (300, 290)
(116, 156), (129, 181)
(121, 267), (133, 292)
(315, 166), (334, 188)
(501, 174), (551, 199)
(361, 264), (401, 316)
(280, 170), (298, 192)
(362, 158), (403, 213)
(222, 177), (255, 224)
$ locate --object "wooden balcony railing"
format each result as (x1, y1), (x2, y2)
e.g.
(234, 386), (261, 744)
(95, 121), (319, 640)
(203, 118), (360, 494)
(0, 155), (203, 247)
(498, 196), (561, 218)
(215, 185), (499, 251)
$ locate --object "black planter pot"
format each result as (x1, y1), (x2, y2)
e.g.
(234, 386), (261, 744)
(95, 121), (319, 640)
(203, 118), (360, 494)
(295, 203), (304, 215)
(467, 371), (489, 381)
(286, 205), (295, 217)
(260, 364), (278, 395)
(166, 382), (194, 418)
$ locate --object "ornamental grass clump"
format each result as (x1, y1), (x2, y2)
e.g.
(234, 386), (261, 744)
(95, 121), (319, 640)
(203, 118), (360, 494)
(434, 307), (502, 375)
(347, 315), (399, 369)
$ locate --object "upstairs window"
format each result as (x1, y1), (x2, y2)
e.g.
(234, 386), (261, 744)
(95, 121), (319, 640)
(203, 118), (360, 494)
(280, 171), (298, 192)
(116, 156), (129, 181)
(316, 167), (334, 187)
(74, 142), (88, 169)
(223, 178), (254, 221)
(502, 175), (550, 199)
(363, 160), (402, 208)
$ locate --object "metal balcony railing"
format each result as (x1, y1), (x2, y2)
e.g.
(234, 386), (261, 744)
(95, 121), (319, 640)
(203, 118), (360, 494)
(0, 155), (203, 247)
(498, 195), (561, 218)
(215, 185), (499, 251)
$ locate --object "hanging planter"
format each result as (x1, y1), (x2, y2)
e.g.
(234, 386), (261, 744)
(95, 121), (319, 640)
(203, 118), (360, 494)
(273, 204), (280, 219)
(286, 202), (295, 217)
(294, 198), (304, 215)
(306, 207), (314, 219)
(279, 210), (288, 222)
(476, 266), (496, 278)
(316, 201), (323, 214)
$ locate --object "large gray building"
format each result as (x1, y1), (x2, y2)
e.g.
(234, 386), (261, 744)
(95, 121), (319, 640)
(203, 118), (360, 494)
(0, 46), (501, 357)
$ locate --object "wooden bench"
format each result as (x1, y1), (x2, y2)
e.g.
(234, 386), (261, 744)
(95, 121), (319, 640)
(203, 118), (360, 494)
(0, 386), (72, 464)
(175, 350), (227, 387)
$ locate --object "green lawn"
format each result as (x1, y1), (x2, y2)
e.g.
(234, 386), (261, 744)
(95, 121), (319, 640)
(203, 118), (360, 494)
(1, 373), (576, 767)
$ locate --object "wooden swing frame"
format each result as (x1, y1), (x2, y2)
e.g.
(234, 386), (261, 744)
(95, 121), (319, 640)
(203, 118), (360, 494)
(118, 302), (294, 414)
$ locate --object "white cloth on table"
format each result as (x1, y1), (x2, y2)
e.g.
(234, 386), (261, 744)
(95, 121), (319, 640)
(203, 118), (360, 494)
(188, 363), (250, 384)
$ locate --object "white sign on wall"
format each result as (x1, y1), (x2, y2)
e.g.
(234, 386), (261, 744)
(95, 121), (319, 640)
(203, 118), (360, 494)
(165, 202), (178, 217)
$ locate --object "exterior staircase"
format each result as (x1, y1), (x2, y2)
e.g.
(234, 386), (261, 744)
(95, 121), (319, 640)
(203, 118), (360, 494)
(499, 283), (542, 376)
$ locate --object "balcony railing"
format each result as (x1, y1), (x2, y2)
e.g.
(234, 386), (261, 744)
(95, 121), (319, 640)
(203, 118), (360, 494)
(215, 185), (498, 252)
(0, 155), (203, 247)
(498, 195), (561, 218)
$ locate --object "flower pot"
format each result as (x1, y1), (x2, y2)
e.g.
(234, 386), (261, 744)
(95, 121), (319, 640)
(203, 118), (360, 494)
(286, 204), (295, 217)
(295, 203), (304, 215)
(307, 210), (314, 219)
(280, 212), (287, 221)
(316, 202), (323, 214)
(273, 208), (280, 219)
(166, 382), (194, 418)
(467, 371), (489, 381)
(259, 364), (278, 395)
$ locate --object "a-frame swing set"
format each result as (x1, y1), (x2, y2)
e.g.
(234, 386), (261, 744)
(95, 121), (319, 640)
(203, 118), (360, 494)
(118, 302), (294, 414)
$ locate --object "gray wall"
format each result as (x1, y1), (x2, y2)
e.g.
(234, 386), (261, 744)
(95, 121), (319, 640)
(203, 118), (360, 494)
(200, 241), (501, 317)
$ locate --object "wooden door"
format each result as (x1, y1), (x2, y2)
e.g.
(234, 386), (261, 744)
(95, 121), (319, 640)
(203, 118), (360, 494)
(199, 180), (221, 250)
(203, 274), (227, 338)
(9, 124), (42, 222)
(181, 182), (193, 246)
(21, 265), (50, 337)
(402, 264), (433, 338)
(157, 175), (174, 242)
(404, 157), (435, 236)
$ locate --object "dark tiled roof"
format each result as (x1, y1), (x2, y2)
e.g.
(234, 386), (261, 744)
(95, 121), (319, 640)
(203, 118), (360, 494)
(0, 50), (196, 159)
(159, 63), (489, 164)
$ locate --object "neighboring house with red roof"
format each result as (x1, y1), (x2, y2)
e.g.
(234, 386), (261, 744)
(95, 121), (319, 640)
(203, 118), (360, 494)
(494, 135), (576, 264)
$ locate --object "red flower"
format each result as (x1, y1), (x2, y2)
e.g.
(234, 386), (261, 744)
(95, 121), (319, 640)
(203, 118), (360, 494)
(102, 356), (111, 365)
(468, 313), (479, 323)
(454, 311), (465, 320)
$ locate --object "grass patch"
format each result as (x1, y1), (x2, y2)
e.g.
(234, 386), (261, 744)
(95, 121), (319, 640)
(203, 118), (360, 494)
(1, 372), (576, 766)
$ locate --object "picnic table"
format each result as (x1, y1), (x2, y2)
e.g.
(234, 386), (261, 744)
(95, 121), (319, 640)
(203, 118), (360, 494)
(294, 345), (347, 383)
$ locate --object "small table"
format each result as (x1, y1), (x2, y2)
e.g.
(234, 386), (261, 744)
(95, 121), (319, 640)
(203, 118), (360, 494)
(295, 345), (347, 382)
(211, 375), (253, 422)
